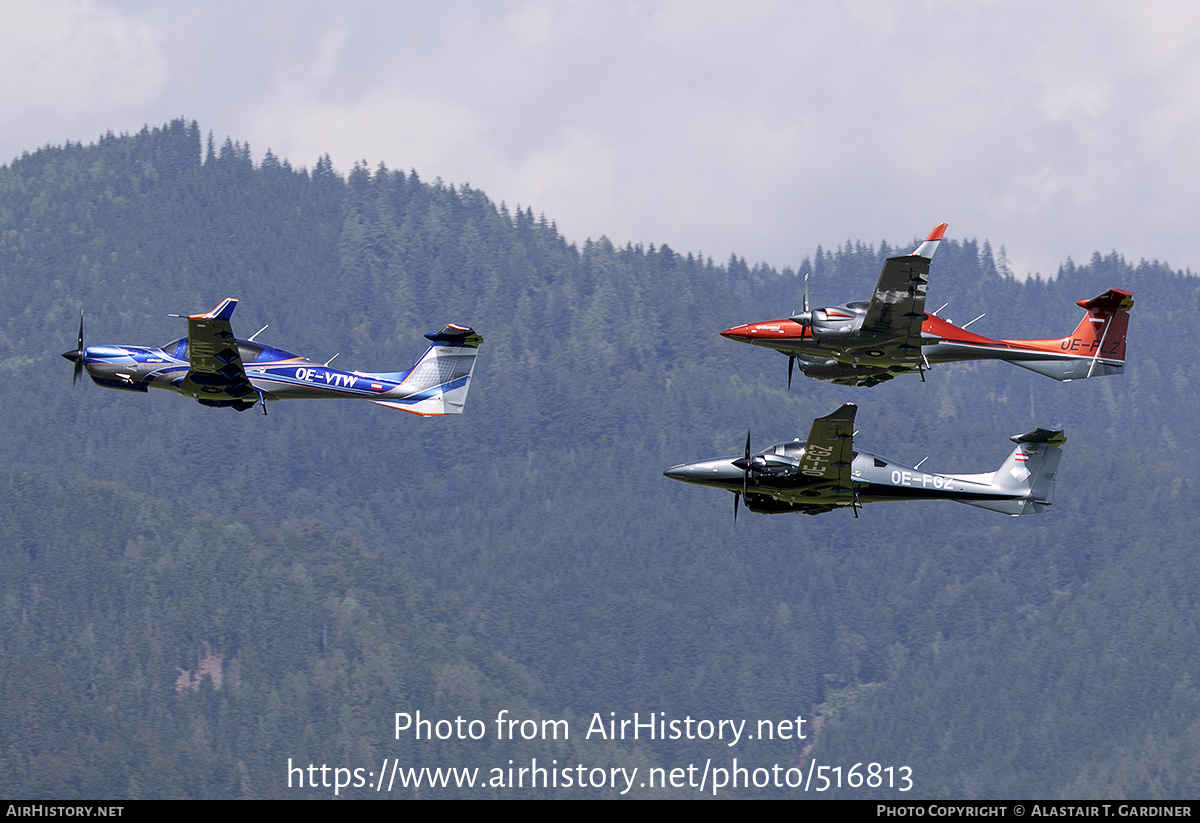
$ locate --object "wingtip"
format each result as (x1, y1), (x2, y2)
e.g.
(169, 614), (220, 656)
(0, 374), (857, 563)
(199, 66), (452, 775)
(823, 402), (857, 422)
(910, 224), (948, 258)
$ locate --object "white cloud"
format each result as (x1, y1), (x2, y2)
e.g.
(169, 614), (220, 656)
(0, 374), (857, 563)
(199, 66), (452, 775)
(0, 0), (165, 153)
(5, 0), (1200, 277)
(249, 87), (490, 178)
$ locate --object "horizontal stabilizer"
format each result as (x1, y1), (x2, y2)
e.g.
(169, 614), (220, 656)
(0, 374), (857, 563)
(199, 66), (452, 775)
(1077, 289), (1134, 313)
(424, 324), (483, 347)
(1010, 428), (1067, 446)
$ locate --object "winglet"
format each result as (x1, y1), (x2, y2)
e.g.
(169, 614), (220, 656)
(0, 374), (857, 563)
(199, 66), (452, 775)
(910, 223), (949, 259)
(191, 298), (238, 321)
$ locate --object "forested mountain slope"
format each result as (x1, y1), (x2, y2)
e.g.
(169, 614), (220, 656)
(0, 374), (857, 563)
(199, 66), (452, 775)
(2, 120), (1198, 798)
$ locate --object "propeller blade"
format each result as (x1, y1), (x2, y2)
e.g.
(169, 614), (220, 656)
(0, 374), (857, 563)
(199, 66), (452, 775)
(743, 429), (751, 498)
(791, 274), (813, 328)
(62, 311), (85, 386)
(75, 311), (83, 385)
(733, 491), (740, 523)
(787, 356), (794, 391)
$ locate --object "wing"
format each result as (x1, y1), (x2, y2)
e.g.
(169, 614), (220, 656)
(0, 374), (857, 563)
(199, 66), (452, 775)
(798, 403), (856, 494)
(179, 298), (255, 402)
(854, 223), (947, 361)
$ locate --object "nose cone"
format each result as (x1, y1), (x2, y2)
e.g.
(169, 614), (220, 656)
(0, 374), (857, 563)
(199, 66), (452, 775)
(663, 457), (744, 487)
(720, 320), (806, 343)
(720, 323), (753, 342)
(663, 463), (695, 481)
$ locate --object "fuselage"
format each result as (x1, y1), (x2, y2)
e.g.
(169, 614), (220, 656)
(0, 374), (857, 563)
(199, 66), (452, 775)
(665, 441), (1033, 512)
(77, 337), (444, 405)
(720, 302), (1125, 384)
(723, 307), (1069, 363)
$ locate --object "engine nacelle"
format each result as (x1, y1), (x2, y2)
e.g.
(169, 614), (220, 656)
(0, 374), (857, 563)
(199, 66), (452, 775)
(811, 313), (863, 339)
(743, 493), (832, 515)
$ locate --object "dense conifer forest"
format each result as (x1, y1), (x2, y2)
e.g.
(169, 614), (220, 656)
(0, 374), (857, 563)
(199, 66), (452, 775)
(2, 120), (1198, 798)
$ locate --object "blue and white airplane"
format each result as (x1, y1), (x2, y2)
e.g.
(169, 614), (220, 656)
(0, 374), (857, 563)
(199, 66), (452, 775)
(61, 298), (483, 415)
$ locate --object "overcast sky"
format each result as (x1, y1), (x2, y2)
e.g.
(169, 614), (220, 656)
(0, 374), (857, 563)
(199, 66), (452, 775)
(4, 0), (1199, 279)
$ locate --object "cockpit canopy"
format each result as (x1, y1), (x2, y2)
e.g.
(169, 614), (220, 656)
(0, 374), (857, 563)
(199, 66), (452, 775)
(769, 440), (805, 458)
(761, 440), (860, 463)
(160, 337), (298, 364)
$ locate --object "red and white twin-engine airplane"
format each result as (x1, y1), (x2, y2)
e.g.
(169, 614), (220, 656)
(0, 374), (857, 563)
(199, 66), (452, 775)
(720, 224), (1133, 388)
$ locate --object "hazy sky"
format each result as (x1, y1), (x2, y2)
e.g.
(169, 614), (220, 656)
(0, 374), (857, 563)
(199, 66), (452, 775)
(4, 0), (1199, 279)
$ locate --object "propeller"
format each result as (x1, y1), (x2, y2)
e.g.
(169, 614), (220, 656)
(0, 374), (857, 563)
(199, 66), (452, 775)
(786, 275), (811, 391)
(733, 429), (751, 523)
(61, 311), (85, 386)
(743, 429), (751, 495)
(790, 274), (813, 327)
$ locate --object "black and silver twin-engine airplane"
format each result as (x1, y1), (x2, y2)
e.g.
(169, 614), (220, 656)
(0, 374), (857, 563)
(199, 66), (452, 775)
(664, 404), (1065, 518)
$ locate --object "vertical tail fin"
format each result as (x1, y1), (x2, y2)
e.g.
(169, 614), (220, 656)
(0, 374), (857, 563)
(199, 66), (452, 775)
(1069, 289), (1133, 376)
(957, 428), (1065, 515)
(369, 325), (483, 416)
(1008, 289), (1133, 380)
(992, 428), (1065, 502)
